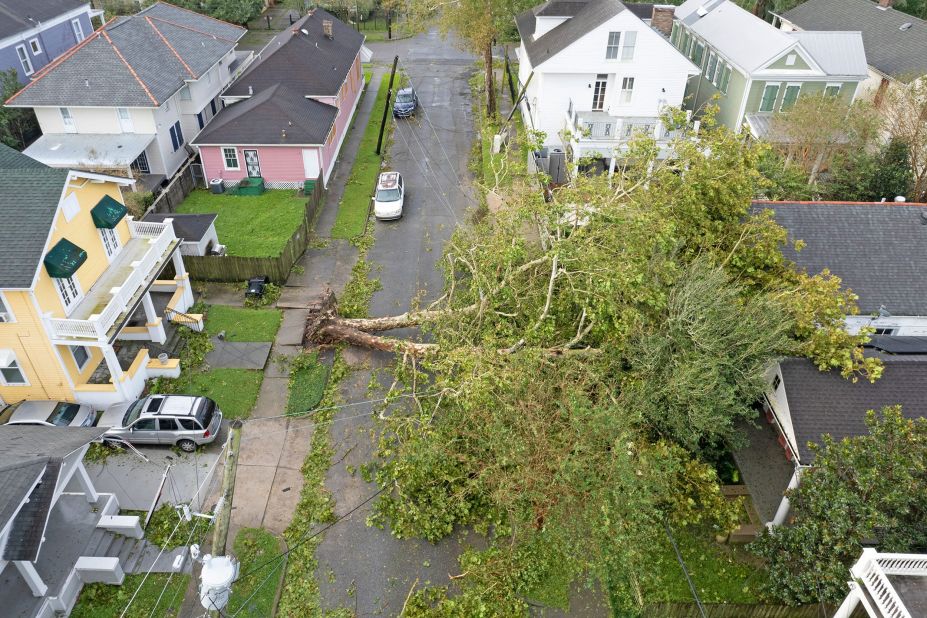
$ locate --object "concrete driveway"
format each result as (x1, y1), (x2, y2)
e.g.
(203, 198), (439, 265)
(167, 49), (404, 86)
(313, 30), (481, 616)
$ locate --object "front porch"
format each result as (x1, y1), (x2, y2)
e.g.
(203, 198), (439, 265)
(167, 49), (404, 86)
(563, 107), (686, 164)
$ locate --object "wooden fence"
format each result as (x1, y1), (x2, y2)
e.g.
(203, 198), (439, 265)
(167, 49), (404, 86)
(641, 603), (834, 618)
(146, 158), (204, 217)
(182, 178), (325, 283)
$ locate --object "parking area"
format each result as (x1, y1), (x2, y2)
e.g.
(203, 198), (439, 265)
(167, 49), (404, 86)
(85, 421), (227, 512)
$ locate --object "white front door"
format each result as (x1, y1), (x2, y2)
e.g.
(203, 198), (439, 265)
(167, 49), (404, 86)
(302, 149), (321, 180)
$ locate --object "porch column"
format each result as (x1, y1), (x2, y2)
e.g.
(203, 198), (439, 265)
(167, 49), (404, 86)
(73, 459), (100, 503)
(833, 585), (862, 618)
(141, 292), (157, 323)
(101, 346), (128, 400)
(769, 467), (802, 528)
(141, 292), (166, 344)
(171, 251), (194, 311)
(171, 249), (187, 279)
(14, 561), (47, 597)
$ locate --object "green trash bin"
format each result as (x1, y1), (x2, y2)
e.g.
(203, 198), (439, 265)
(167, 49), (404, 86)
(303, 179), (317, 195)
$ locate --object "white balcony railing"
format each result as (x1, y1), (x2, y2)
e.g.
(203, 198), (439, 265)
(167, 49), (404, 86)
(568, 110), (683, 143)
(46, 220), (176, 341)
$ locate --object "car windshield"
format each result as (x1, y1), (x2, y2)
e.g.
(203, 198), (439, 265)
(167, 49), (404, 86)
(377, 188), (401, 202)
(48, 403), (81, 426)
(396, 93), (413, 103)
(122, 400), (146, 427)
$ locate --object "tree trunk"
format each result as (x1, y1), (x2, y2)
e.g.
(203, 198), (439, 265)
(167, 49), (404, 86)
(753, 0), (767, 18)
(484, 40), (496, 118)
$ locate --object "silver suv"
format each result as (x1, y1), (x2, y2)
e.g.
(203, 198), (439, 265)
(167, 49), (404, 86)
(98, 395), (223, 452)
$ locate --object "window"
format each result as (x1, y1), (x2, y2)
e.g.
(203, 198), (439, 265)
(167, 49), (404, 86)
(592, 74), (608, 111)
(158, 418), (179, 431)
(15, 45), (33, 76)
(100, 227), (120, 258)
(0, 353), (27, 386)
(54, 275), (82, 313)
(0, 293), (12, 323)
(60, 107), (75, 132)
(606, 32), (621, 60)
(705, 52), (717, 83)
(29, 39), (42, 55)
(785, 53), (796, 66)
(178, 418), (200, 431)
(71, 345), (90, 371)
(116, 107), (133, 133)
(620, 77), (635, 104)
(179, 85), (191, 101)
(133, 418), (157, 431)
(670, 23), (679, 46)
(824, 83), (842, 98)
(692, 42), (705, 67)
(71, 18), (85, 42)
(169, 121), (184, 152)
(621, 31), (637, 61)
(222, 147), (239, 170)
(771, 374), (781, 391)
(718, 64), (731, 94)
(873, 327), (896, 336)
(210, 99), (217, 116)
(780, 83), (801, 111)
(759, 83), (780, 112)
(196, 111), (204, 130)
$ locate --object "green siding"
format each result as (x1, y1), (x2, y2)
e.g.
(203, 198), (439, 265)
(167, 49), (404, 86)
(767, 51), (811, 71)
(746, 80), (860, 114)
(684, 68), (748, 131)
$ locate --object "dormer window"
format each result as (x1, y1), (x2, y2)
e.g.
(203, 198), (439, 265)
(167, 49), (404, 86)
(606, 32), (636, 61)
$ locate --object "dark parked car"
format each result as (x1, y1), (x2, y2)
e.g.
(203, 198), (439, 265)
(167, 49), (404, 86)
(393, 87), (418, 118)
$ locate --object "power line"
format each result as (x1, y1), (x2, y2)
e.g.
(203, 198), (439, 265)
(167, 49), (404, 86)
(227, 557), (285, 618)
(147, 516), (207, 618)
(664, 520), (708, 618)
(240, 390), (444, 424)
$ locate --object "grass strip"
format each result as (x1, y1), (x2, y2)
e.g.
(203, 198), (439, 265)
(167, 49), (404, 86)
(70, 574), (190, 618)
(227, 528), (284, 617)
(286, 351), (330, 415)
(331, 72), (392, 240)
(204, 305), (282, 342)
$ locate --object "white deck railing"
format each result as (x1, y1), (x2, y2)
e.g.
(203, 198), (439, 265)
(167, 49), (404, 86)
(851, 549), (915, 618)
(46, 221), (175, 341)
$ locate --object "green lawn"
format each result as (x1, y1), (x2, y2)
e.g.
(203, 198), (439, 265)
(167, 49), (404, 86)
(176, 190), (306, 257)
(204, 305), (282, 342)
(227, 528), (283, 617)
(71, 573), (190, 618)
(331, 72), (391, 239)
(286, 352), (329, 416)
(176, 368), (263, 420)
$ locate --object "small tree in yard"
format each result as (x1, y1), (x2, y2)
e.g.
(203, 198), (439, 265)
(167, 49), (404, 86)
(884, 80), (927, 202)
(753, 408), (927, 606)
(823, 138), (912, 203)
(0, 69), (39, 150)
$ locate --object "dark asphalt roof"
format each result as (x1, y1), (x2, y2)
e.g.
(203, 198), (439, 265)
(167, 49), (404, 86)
(143, 212), (218, 242)
(7, 2), (245, 108)
(517, 0), (627, 66)
(224, 9), (364, 98)
(782, 0), (927, 82)
(0, 0), (87, 40)
(625, 2), (655, 19)
(193, 84), (337, 146)
(779, 357), (927, 463)
(866, 336), (927, 355)
(0, 144), (69, 289)
(0, 426), (105, 560)
(752, 201), (927, 315)
(732, 418), (795, 524)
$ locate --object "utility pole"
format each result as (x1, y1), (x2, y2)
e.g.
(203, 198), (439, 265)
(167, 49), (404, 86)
(205, 419), (242, 617)
(376, 56), (399, 155)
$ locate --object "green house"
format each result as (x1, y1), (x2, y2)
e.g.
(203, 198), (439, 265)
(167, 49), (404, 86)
(668, 0), (868, 138)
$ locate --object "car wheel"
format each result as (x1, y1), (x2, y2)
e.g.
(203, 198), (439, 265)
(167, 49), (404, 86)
(177, 439), (196, 453)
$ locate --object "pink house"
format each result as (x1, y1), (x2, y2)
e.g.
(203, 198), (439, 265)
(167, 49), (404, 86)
(193, 10), (370, 189)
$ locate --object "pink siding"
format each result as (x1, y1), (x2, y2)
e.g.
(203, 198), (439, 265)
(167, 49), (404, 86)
(198, 51), (365, 187)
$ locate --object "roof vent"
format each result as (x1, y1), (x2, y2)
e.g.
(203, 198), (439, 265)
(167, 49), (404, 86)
(300, 28), (309, 36)
(919, 210), (927, 225)
(896, 195), (907, 202)
(282, 129), (287, 139)
(248, 85), (253, 95)
(900, 22), (913, 31)
(323, 19), (334, 39)
(696, 5), (708, 17)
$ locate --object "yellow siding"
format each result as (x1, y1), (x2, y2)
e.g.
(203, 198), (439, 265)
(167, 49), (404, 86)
(35, 180), (131, 318)
(56, 343), (103, 384)
(0, 291), (74, 403)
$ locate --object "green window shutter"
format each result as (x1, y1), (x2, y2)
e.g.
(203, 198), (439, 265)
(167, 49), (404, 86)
(780, 84), (801, 111)
(760, 84), (780, 112)
(706, 53), (717, 81)
(90, 195), (128, 229)
(44, 239), (87, 278)
(719, 65), (731, 94)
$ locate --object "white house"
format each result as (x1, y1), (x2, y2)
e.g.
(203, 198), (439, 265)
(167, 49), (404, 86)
(514, 0), (699, 168)
(5, 2), (252, 190)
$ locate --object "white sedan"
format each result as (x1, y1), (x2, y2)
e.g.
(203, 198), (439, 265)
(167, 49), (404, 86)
(373, 171), (405, 220)
(2, 400), (96, 427)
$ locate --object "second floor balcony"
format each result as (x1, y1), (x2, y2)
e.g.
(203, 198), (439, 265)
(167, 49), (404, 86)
(45, 220), (180, 343)
(566, 109), (683, 144)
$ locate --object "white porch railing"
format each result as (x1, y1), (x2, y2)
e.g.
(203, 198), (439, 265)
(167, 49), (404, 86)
(46, 221), (175, 341)
(569, 111), (676, 143)
(851, 549), (914, 618)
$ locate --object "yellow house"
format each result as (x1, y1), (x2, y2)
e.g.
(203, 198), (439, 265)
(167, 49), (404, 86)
(0, 144), (201, 409)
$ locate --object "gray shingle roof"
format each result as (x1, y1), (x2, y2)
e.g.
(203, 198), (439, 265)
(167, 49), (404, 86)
(0, 0), (87, 40)
(194, 84), (337, 146)
(6, 2), (245, 108)
(516, 0), (627, 67)
(0, 145), (69, 289)
(752, 201), (927, 316)
(143, 212), (217, 242)
(0, 460), (48, 542)
(782, 0), (927, 83)
(224, 9), (364, 98)
(779, 356), (927, 462)
(3, 459), (61, 561)
(0, 425), (106, 468)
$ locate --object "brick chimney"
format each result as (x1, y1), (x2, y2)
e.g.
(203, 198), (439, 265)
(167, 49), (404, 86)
(651, 6), (675, 37)
(322, 19), (334, 39)
(879, 0), (894, 6)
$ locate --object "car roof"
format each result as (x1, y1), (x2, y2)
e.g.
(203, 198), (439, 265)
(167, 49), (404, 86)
(398, 87), (414, 95)
(377, 172), (401, 190)
(9, 401), (60, 422)
(139, 395), (201, 417)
